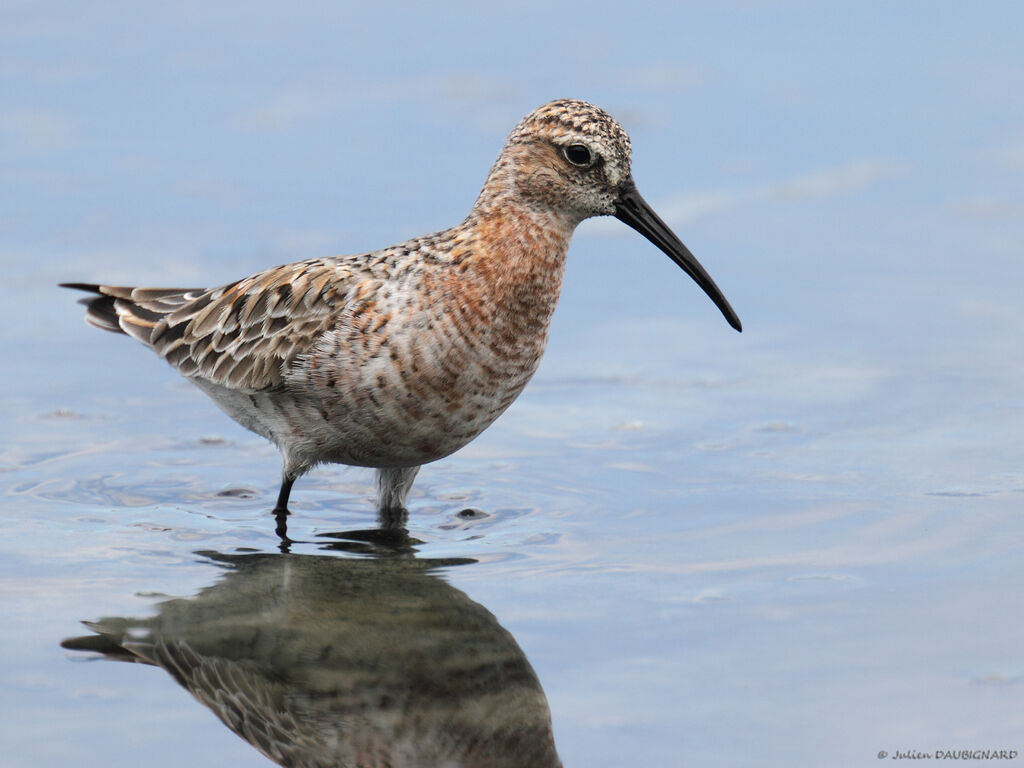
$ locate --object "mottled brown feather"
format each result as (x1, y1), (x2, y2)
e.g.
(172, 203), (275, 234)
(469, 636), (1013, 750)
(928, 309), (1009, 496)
(64, 259), (375, 392)
(142, 259), (372, 391)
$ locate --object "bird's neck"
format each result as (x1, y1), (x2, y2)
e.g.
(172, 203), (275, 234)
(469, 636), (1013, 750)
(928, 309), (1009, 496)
(460, 187), (576, 327)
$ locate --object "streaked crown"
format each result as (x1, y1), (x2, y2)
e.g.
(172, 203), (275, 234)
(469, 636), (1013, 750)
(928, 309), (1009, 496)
(507, 99), (632, 166)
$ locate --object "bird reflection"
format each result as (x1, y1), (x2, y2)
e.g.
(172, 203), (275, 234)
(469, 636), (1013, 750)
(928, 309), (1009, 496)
(62, 541), (562, 767)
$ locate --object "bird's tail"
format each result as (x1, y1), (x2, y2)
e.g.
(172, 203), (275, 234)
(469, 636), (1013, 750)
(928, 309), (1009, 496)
(59, 283), (203, 344)
(60, 620), (156, 666)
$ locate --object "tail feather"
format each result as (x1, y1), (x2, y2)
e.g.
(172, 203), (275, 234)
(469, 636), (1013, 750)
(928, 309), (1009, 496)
(59, 282), (126, 334)
(59, 282), (203, 343)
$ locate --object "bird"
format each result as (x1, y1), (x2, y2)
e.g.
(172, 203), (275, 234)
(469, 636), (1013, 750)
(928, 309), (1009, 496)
(62, 98), (741, 520)
(62, 551), (563, 767)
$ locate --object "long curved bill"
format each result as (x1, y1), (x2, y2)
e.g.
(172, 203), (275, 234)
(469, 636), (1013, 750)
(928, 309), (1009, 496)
(614, 180), (742, 332)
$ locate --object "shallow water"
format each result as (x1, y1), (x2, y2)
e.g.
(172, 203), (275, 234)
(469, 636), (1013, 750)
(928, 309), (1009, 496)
(4, 4), (1024, 767)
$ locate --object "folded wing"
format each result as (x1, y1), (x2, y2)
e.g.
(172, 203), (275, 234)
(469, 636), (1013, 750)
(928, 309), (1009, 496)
(61, 258), (367, 391)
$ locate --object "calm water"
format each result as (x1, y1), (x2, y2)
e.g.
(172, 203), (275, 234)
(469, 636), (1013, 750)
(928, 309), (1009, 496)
(3, 3), (1024, 766)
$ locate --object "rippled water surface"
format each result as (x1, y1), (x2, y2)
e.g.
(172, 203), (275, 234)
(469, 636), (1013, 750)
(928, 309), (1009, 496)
(4, 4), (1024, 766)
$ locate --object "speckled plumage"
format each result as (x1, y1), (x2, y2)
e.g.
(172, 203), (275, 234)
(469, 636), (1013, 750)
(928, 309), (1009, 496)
(63, 99), (740, 518)
(62, 552), (563, 767)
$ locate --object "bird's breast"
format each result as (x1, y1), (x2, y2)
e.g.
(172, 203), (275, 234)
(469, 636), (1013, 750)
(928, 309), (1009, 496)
(292, 225), (571, 466)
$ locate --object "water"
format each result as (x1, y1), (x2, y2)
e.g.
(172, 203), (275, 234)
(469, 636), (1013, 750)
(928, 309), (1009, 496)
(4, 3), (1024, 766)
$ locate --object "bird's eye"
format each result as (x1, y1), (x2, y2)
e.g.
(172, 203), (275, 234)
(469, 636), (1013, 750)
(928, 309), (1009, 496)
(562, 144), (593, 167)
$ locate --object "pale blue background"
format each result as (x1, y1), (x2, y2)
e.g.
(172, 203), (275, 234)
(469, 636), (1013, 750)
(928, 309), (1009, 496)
(2, 2), (1023, 766)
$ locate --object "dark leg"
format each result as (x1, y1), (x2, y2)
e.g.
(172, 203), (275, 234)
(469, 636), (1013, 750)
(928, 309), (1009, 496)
(273, 474), (295, 551)
(273, 474), (295, 515)
(274, 509), (291, 551)
(377, 504), (409, 531)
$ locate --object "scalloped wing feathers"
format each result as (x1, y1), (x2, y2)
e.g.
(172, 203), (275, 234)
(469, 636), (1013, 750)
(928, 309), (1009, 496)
(64, 258), (367, 392)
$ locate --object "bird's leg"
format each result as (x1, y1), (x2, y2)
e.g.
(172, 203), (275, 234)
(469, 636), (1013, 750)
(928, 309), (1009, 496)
(274, 511), (291, 550)
(272, 473), (296, 550)
(375, 466), (420, 529)
(272, 474), (295, 515)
